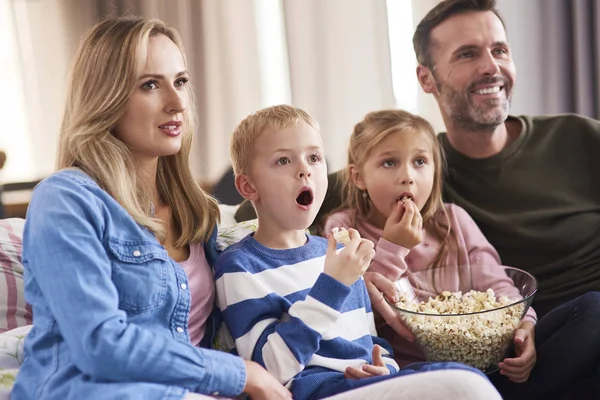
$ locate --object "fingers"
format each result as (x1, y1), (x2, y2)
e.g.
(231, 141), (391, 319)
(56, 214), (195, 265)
(344, 366), (370, 380)
(400, 200), (415, 226)
(364, 271), (397, 301)
(357, 238), (375, 263)
(410, 201), (423, 230)
(361, 364), (390, 376)
(387, 200), (405, 224)
(326, 234), (337, 256)
(372, 345), (385, 366)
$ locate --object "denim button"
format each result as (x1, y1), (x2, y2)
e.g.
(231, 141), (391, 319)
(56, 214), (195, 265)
(176, 327), (184, 333)
(180, 283), (188, 290)
(132, 250), (141, 257)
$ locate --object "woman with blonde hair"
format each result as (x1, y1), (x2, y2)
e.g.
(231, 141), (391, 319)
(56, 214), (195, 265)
(12, 16), (290, 400)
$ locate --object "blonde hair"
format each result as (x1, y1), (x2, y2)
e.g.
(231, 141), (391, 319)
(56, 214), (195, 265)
(57, 16), (218, 246)
(230, 104), (319, 176)
(339, 109), (459, 290)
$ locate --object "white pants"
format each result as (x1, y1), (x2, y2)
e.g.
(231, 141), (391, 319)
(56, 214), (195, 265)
(184, 369), (502, 400)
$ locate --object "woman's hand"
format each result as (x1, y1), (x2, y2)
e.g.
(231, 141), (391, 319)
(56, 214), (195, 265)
(243, 361), (292, 399)
(344, 345), (391, 380)
(499, 320), (536, 383)
(364, 271), (415, 341)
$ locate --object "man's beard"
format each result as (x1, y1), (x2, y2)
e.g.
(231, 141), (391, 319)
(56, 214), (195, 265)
(435, 75), (512, 132)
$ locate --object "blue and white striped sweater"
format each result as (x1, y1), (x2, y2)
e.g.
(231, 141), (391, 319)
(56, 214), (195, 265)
(214, 234), (399, 400)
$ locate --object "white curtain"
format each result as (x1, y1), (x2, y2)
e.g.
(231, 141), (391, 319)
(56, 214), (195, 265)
(2, 0), (427, 186)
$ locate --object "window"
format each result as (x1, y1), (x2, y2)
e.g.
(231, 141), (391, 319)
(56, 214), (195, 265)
(0, 0), (34, 183)
(386, 0), (419, 111)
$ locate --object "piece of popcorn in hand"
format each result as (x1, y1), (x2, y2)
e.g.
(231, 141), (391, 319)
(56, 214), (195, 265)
(331, 227), (351, 245)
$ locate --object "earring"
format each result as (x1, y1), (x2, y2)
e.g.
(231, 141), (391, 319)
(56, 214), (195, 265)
(362, 191), (368, 199)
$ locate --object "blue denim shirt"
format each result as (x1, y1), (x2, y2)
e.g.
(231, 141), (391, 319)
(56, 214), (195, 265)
(12, 169), (246, 400)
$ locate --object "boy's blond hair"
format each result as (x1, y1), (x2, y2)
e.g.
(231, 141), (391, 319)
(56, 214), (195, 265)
(230, 104), (319, 176)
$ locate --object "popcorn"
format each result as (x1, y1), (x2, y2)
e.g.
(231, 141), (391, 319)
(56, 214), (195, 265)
(395, 289), (525, 371)
(331, 227), (351, 245)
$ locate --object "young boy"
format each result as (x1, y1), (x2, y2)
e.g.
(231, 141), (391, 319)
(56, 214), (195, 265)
(214, 105), (490, 400)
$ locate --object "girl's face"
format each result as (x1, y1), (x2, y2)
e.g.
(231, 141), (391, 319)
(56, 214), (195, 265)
(352, 129), (435, 228)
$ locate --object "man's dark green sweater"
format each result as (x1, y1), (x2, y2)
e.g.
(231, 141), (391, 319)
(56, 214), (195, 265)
(440, 114), (600, 317)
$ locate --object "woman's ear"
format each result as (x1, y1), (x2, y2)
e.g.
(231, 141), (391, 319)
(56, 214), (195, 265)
(235, 174), (259, 202)
(417, 64), (436, 94)
(349, 164), (367, 190)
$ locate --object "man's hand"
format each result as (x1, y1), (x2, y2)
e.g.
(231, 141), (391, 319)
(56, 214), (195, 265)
(364, 271), (415, 341)
(499, 320), (537, 383)
(324, 229), (375, 286)
(382, 200), (423, 249)
(344, 345), (391, 379)
(242, 360), (292, 399)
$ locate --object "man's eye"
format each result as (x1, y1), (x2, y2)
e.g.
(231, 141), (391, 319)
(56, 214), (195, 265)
(459, 52), (474, 59)
(276, 157), (290, 165)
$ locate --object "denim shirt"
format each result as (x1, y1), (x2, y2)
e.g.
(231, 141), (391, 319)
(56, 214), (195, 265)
(12, 169), (246, 400)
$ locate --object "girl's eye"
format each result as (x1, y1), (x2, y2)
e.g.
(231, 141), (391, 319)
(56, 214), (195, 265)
(175, 77), (189, 87)
(382, 159), (395, 167)
(142, 80), (158, 90)
(276, 157), (290, 166)
(309, 154), (321, 163)
(415, 158), (427, 167)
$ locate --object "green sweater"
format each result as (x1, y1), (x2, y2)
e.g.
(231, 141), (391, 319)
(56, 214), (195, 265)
(440, 114), (600, 316)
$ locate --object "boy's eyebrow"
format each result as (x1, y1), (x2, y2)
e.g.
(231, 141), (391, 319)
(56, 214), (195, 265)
(272, 145), (323, 153)
(138, 70), (189, 80)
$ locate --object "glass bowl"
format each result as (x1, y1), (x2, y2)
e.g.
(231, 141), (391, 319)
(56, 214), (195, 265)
(388, 266), (537, 374)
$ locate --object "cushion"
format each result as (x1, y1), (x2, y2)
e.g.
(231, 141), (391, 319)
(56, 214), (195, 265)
(0, 219), (31, 333)
(215, 219), (258, 251)
(0, 325), (31, 397)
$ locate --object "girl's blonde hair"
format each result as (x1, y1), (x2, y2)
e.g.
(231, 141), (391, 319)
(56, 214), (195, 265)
(57, 16), (218, 246)
(339, 109), (458, 290)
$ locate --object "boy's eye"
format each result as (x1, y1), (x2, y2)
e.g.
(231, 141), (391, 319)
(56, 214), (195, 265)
(276, 157), (290, 166)
(308, 154), (321, 163)
(382, 159), (395, 167)
(141, 80), (158, 90)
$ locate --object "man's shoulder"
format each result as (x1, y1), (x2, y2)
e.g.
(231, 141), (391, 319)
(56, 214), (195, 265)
(521, 113), (600, 134)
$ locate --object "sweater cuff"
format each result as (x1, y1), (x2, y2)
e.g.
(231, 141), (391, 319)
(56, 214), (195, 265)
(309, 273), (352, 311)
(376, 238), (411, 258)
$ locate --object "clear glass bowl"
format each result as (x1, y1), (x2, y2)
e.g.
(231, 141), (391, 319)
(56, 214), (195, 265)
(388, 266), (537, 374)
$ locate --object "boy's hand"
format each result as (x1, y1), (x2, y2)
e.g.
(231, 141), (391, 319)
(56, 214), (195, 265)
(344, 345), (391, 379)
(382, 200), (422, 249)
(324, 228), (375, 287)
(243, 360), (292, 399)
(498, 320), (537, 383)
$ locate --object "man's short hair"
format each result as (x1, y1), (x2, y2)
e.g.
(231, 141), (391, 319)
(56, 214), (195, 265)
(413, 0), (506, 68)
(230, 104), (319, 176)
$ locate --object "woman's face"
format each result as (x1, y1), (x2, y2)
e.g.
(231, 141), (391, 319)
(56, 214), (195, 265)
(113, 34), (189, 164)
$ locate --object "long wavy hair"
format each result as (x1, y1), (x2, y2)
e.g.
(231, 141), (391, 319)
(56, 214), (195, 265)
(57, 16), (218, 246)
(337, 109), (460, 291)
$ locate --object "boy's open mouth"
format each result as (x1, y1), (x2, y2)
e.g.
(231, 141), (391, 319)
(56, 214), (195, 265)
(296, 187), (314, 207)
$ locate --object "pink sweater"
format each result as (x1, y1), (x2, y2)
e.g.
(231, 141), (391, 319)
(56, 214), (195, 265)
(179, 241), (216, 345)
(323, 203), (537, 367)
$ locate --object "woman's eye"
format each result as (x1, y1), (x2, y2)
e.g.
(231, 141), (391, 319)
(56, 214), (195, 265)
(175, 77), (189, 87)
(276, 157), (290, 166)
(142, 80), (158, 90)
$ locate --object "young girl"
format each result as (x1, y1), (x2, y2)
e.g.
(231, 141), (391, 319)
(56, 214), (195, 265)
(323, 109), (600, 400)
(12, 16), (289, 400)
(322, 110), (539, 377)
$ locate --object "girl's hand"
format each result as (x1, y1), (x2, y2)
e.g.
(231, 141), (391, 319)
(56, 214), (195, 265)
(364, 271), (415, 341)
(243, 360), (292, 399)
(324, 229), (375, 287)
(498, 321), (536, 383)
(382, 200), (422, 249)
(344, 345), (391, 380)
